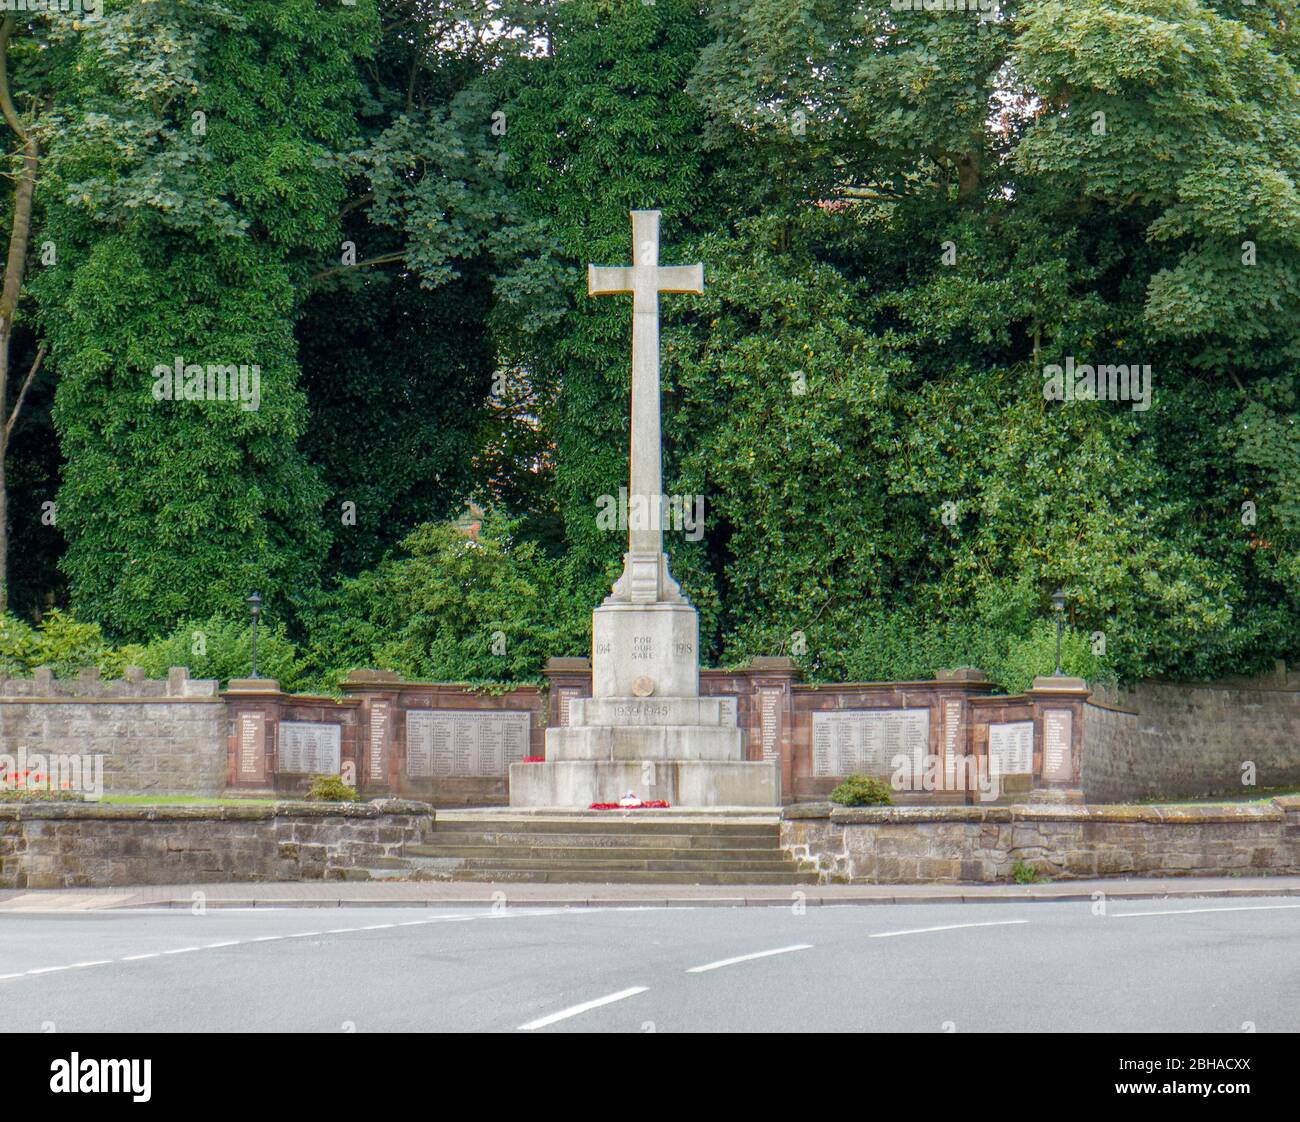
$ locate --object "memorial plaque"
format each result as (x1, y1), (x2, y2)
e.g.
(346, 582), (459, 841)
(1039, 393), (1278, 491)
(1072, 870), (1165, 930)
(556, 688), (580, 727)
(716, 695), (738, 726)
(987, 720), (1033, 775)
(237, 711), (266, 780)
(368, 701), (390, 783)
(1042, 708), (1074, 782)
(811, 709), (929, 777)
(406, 710), (531, 777)
(942, 698), (962, 788)
(758, 688), (782, 762)
(279, 721), (342, 775)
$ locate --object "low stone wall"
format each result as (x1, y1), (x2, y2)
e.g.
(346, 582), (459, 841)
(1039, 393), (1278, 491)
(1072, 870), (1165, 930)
(1082, 673), (1300, 802)
(0, 800), (435, 889)
(780, 797), (1300, 884)
(0, 668), (226, 796)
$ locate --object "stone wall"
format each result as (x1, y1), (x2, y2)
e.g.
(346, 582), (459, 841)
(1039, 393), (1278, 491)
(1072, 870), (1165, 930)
(1083, 673), (1300, 802)
(0, 800), (435, 889)
(780, 797), (1300, 884)
(0, 668), (226, 796)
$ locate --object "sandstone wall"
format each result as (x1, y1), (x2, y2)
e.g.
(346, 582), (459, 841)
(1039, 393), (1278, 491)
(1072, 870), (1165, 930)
(0, 668), (226, 796)
(0, 800), (435, 889)
(781, 798), (1300, 884)
(1082, 673), (1300, 802)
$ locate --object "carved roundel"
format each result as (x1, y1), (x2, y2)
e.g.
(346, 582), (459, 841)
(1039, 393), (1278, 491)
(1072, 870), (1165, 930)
(631, 675), (656, 697)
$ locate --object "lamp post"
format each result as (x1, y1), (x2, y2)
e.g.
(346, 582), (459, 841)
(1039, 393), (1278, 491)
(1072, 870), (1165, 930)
(1051, 587), (1066, 677)
(245, 592), (261, 681)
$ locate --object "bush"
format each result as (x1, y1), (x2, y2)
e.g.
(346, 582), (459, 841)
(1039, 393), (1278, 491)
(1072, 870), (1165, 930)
(301, 513), (588, 688)
(305, 774), (357, 802)
(133, 614), (303, 690)
(828, 774), (893, 807)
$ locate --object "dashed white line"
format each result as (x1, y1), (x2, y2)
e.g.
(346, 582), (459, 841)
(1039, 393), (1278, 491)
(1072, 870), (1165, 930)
(1113, 903), (1300, 918)
(686, 944), (813, 973)
(518, 986), (649, 1031)
(870, 919), (1029, 938)
(161, 947), (200, 955)
(119, 952), (161, 962)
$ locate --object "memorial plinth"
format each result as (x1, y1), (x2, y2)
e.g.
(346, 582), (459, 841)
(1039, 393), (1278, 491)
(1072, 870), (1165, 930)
(510, 210), (778, 807)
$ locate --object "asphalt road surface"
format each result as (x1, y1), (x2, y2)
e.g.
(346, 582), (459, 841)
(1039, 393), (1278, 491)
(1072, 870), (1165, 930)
(1, 898), (1296, 1032)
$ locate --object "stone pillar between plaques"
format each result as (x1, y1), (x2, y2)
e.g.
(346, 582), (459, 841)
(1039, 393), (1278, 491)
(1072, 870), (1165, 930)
(224, 678), (282, 790)
(341, 670), (403, 795)
(1025, 675), (1090, 803)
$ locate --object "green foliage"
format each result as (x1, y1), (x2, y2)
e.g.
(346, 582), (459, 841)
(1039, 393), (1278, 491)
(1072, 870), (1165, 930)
(828, 775), (893, 808)
(132, 615), (302, 690)
(1011, 860), (1042, 886)
(305, 774), (357, 802)
(302, 514), (588, 689)
(3, 0), (1295, 692)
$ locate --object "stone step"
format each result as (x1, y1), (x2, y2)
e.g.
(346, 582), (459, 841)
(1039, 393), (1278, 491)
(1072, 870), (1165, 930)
(434, 868), (819, 885)
(405, 844), (793, 863)
(422, 830), (779, 850)
(404, 853), (795, 873)
(430, 818), (779, 837)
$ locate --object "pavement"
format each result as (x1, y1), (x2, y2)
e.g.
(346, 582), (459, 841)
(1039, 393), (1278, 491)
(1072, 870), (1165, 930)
(1, 894), (1297, 1032)
(2, 874), (1298, 910)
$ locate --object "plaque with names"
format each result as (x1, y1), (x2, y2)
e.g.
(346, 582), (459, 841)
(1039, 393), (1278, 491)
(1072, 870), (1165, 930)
(759, 688), (781, 762)
(1042, 708), (1074, 782)
(942, 698), (962, 787)
(987, 720), (1033, 775)
(556, 688), (579, 727)
(811, 709), (930, 777)
(237, 711), (266, 780)
(406, 710), (531, 777)
(716, 696), (738, 726)
(368, 701), (390, 783)
(279, 721), (342, 775)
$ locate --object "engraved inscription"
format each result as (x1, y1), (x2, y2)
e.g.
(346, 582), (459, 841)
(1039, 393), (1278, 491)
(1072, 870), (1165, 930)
(812, 709), (929, 777)
(406, 710), (531, 777)
(238, 712), (265, 778)
(759, 688), (781, 762)
(987, 720), (1033, 775)
(1042, 708), (1073, 782)
(942, 699), (962, 787)
(368, 701), (389, 782)
(631, 636), (655, 662)
(279, 722), (342, 775)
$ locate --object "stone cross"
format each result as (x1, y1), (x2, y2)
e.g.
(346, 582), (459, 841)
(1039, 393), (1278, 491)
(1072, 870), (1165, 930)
(588, 210), (703, 570)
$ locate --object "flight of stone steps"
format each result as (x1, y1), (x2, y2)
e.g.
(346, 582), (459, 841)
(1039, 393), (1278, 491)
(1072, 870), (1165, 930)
(385, 813), (818, 885)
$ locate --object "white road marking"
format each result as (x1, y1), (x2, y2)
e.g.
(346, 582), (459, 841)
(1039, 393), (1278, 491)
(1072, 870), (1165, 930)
(1113, 903), (1300, 918)
(518, 986), (649, 1031)
(204, 941), (242, 948)
(870, 919), (1029, 938)
(285, 931), (322, 939)
(120, 953), (161, 961)
(686, 944), (813, 973)
(161, 947), (199, 955)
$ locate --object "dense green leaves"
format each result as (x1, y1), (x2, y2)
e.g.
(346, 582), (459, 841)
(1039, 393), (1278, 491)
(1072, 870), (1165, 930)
(1, 0), (1295, 691)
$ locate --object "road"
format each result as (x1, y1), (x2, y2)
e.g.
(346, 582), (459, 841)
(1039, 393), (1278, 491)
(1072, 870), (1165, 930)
(0, 898), (1296, 1032)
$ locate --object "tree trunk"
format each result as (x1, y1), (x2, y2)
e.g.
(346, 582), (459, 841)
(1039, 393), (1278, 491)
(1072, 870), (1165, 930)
(0, 12), (38, 615)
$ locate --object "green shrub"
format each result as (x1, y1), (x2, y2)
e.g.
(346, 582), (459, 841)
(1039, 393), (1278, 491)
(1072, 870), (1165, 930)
(828, 774), (893, 807)
(300, 513), (588, 689)
(1011, 860), (1041, 885)
(305, 774), (357, 802)
(133, 614), (303, 690)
